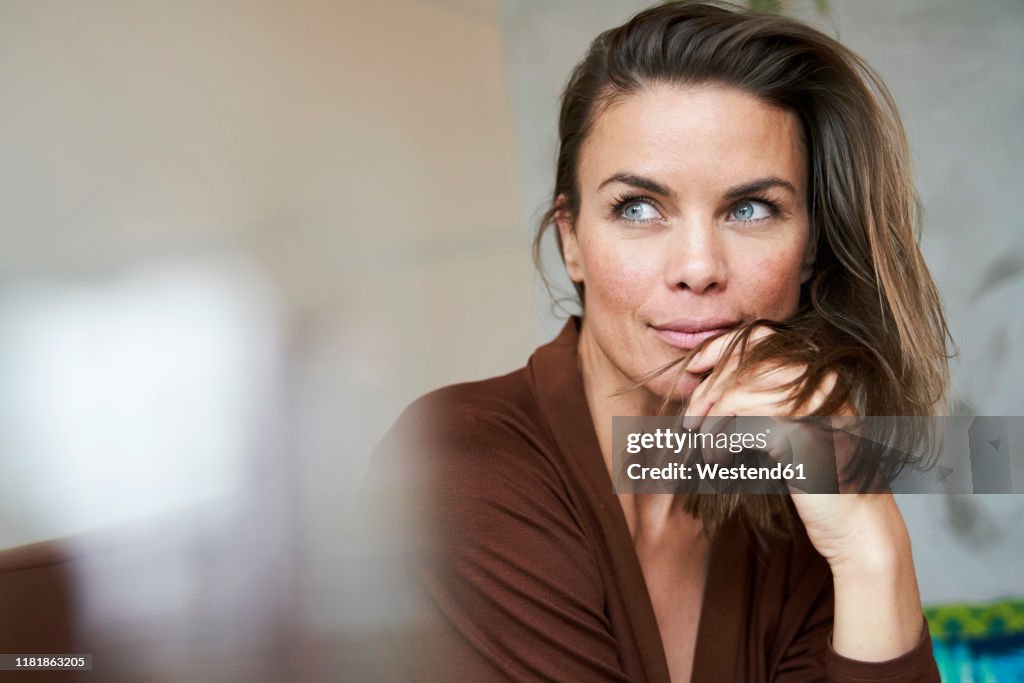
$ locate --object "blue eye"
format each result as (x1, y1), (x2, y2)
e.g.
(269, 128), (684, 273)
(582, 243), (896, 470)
(619, 199), (661, 223)
(730, 200), (774, 223)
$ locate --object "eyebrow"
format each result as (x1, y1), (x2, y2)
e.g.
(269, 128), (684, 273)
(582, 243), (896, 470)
(597, 173), (675, 198)
(597, 173), (797, 200)
(722, 177), (798, 200)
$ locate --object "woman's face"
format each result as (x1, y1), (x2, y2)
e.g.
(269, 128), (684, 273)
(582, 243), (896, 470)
(558, 83), (814, 403)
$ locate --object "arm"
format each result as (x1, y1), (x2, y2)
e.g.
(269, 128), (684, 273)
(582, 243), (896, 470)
(770, 504), (940, 683)
(828, 495), (927, 661)
(682, 332), (940, 680)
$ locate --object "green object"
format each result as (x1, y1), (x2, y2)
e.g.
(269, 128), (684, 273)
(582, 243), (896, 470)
(924, 599), (1024, 680)
(925, 599), (1024, 641)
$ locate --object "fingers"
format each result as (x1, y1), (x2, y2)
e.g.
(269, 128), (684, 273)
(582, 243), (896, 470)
(685, 386), (819, 467)
(687, 370), (801, 429)
(696, 415), (739, 464)
(683, 353), (739, 429)
(683, 332), (735, 375)
(684, 325), (773, 375)
(693, 414), (841, 493)
(682, 323), (847, 477)
(683, 327), (776, 426)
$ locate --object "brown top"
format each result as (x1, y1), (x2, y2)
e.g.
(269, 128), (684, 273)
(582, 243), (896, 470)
(367, 317), (939, 682)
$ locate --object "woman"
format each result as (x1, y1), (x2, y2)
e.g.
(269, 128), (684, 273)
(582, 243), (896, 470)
(367, 2), (949, 681)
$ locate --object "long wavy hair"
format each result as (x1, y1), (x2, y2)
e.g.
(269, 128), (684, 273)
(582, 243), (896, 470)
(532, 0), (952, 536)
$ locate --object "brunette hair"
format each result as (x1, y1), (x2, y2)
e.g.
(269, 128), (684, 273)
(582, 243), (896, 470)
(532, 0), (952, 535)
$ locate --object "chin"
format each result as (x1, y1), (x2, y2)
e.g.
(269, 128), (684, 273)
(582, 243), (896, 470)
(643, 372), (700, 411)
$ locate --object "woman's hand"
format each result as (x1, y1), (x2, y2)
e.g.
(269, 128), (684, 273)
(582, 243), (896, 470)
(682, 326), (877, 558)
(682, 327), (927, 661)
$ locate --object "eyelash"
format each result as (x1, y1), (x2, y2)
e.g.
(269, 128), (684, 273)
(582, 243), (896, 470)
(608, 192), (662, 224)
(608, 191), (782, 225)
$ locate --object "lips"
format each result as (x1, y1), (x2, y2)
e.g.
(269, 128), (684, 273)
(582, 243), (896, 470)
(650, 318), (740, 350)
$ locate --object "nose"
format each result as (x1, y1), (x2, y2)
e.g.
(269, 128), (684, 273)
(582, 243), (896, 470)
(665, 214), (727, 293)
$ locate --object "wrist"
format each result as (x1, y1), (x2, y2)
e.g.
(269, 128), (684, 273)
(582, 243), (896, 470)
(825, 496), (912, 578)
(829, 526), (911, 580)
(827, 509), (923, 661)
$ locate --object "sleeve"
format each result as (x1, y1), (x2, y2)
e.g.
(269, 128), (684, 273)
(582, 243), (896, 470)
(770, 555), (940, 683)
(823, 619), (940, 683)
(363, 405), (632, 683)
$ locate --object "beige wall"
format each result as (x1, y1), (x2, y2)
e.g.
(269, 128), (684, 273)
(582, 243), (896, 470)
(1, 0), (539, 676)
(1, 0), (537, 548)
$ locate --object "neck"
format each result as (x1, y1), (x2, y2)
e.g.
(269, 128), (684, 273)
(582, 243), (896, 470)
(577, 321), (694, 537)
(577, 323), (657, 471)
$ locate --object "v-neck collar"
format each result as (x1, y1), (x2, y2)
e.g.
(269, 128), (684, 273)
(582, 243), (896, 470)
(528, 316), (749, 683)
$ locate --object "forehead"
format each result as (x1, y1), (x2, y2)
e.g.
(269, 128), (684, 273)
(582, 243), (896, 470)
(579, 83), (805, 195)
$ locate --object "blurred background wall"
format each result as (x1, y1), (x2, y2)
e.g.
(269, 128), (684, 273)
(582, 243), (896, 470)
(0, 0), (1021, 680)
(0, 0), (534, 679)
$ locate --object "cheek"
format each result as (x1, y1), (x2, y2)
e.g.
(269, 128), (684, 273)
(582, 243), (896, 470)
(582, 237), (659, 311)
(736, 247), (806, 317)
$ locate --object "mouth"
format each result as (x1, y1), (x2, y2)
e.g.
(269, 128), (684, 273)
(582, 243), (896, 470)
(650, 318), (740, 350)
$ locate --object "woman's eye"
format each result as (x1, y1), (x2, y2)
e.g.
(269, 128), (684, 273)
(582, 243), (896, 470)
(621, 200), (660, 222)
(729, 200), (774, 222)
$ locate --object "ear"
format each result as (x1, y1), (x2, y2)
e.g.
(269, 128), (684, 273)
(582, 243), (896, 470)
(555, 194), (585, 283)
(799, 232), (817, 284)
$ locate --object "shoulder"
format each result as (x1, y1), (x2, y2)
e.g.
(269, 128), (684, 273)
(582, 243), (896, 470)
(367, 367), (600, 580)
(398, 366), (541, 440)
(378, 317), (582, 467)
(369, 366), (570, 508)
(363, 363), (629, 680)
